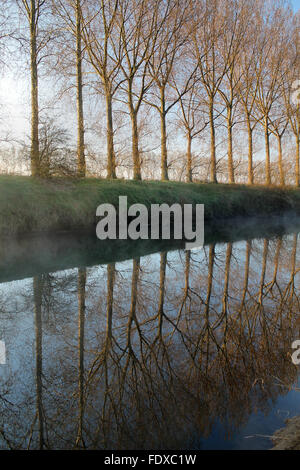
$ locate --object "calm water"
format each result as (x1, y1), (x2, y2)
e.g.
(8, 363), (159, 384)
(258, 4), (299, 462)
(0, 219), (300, 450)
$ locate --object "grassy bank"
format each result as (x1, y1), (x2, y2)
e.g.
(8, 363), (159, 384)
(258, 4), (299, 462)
(1, 175), (300, 236)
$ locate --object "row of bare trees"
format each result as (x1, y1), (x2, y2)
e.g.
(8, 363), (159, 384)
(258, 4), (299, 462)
(2, 0), (300, 184)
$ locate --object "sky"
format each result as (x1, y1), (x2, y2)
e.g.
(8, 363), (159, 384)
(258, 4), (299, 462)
(0, 0), (299, 151)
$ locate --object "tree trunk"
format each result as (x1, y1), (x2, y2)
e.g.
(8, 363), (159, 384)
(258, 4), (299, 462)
(277, 134), (285, 186)
(296, 134), (299, 187)
(76, 267), (86, 448)
(106, 263), (115, 343)
(76, 0), (86, 177)
(259, 239), (268, 305)
(33, 275), (44, 449)
(223, 243), (232, 309)
(204, 244), (215, 331)
(130, 109), (141, 180)
(227, 106), (234, 184)
(157, 252), (167, 336)
(30, 0), (40, 177)
(264, 116), (271, 185)
(105, 90), (116, 179)
(127, 79), (141, 180)
(239, 240), (251, 316)
(209, 98), (217, 183)
(127, 259), (140, 347)
(186, 132), (192, 183)
(160, 87), (168, 181)
(184, 250), (190, 294)
(246, 113), (253, 185)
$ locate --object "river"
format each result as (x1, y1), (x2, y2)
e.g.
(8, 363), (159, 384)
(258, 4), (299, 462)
(0, 216), (300, 449)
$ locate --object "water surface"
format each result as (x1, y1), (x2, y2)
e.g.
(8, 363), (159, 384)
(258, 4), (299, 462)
(0, 218), (300, 450)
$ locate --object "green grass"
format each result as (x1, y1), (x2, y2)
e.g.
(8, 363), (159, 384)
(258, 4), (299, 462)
(1, 175), (300, 237)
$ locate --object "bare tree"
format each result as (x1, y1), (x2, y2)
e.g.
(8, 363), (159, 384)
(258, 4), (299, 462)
(114, 0), (158, 180)
(284, 12), (300, 186)
(191, 0), (235, 183)
(236, 11), (262, 185)
(175, 80), (208, 182)
(80, 0), (123, 179)
(253, 1), (291, 185)
(21, 117), (76, 176)
(269, 93), (290, 186)
(145, 0), (194, 181)
(217, 0), (255, 184)
(286, 94), (300, 187)
(52, 0), (86, 177)
(75, 0), (85, 176)
(17, 0), (49, 177)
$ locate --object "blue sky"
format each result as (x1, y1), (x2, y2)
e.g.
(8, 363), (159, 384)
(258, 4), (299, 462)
(0, 0), (299, 156)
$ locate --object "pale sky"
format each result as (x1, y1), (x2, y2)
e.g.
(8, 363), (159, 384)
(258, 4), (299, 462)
(0, 74), (29, 141)
(0, 0), (299, 149)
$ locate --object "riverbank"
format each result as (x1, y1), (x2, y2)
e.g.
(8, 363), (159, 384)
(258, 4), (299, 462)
(272, 417), (300, 450)
(1, 175), (300, 237)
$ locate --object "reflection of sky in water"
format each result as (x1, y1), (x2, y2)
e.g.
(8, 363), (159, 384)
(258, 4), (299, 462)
(0, 233), (299, 449)
(0, 341), (5, 364)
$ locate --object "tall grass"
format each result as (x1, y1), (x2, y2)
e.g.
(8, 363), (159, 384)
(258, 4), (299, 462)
(1, 175), (300, 236)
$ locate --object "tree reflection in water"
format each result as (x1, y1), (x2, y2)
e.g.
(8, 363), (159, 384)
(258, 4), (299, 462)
(0, 233), (299, 449)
